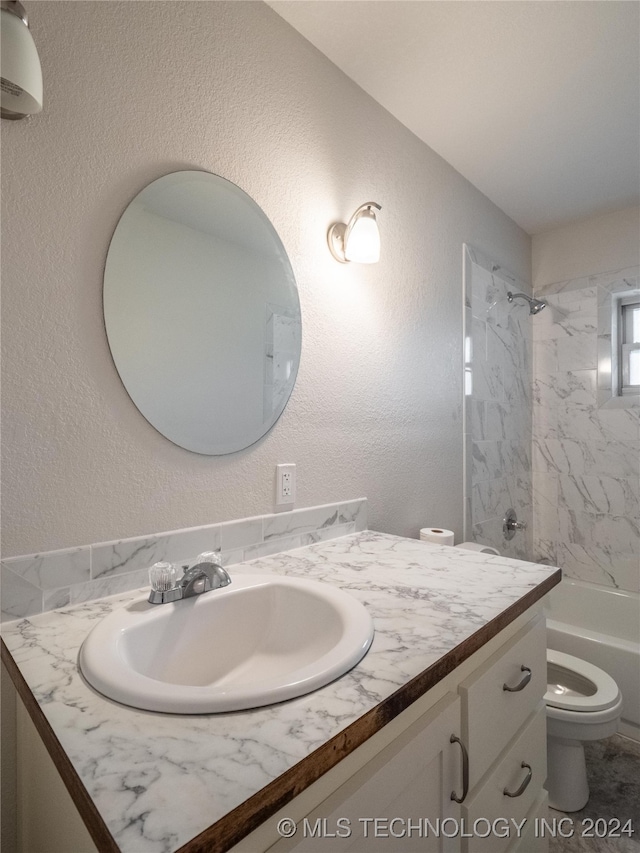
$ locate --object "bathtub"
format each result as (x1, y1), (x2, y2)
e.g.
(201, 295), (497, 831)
(545, 578), (640, 741)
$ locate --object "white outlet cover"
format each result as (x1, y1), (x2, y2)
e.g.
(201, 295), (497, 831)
(276, 463), (296, 507)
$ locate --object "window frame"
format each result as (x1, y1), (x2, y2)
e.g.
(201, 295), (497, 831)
(619, 295), (640, 395)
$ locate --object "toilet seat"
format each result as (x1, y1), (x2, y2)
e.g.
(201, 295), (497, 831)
(545, 649), (620, 713)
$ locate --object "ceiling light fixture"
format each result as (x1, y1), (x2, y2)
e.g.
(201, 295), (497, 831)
(1, 0), (43, 120)
(328, 202), (381, 264)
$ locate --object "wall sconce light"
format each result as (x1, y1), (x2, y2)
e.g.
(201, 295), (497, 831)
(328, 202), (382, 264)
(1, 0), (43, 120)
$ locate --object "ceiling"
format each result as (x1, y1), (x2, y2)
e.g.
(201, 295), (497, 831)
(268, 1), (640, 235)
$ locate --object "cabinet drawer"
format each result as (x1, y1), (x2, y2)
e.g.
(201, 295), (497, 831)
(506, 791), (549, 853)
(463, 705), (547, 853)
(460, 617), (546, 788)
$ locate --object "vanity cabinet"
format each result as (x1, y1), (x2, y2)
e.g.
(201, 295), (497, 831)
(258, 613), (548, 853)
(7, 596), (554, 853)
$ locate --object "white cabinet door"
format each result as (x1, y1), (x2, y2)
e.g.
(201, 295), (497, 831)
(274, 693), (463, 853)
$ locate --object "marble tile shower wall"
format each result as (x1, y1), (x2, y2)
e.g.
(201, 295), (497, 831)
(0, 499), (367, 620)
(465, 246), (533, 560)
(532, 267), (640, 593)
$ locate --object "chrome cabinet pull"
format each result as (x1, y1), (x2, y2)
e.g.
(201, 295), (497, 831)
(503, 665), (532, 692)
(503, 762), (532, 798)
(450, 735), (469, 803)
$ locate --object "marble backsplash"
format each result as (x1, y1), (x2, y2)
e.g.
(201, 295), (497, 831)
(532, 266), (640, 592)
(0, 499), (367, 620)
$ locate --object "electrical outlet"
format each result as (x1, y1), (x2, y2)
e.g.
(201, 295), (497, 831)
(275, 463), (296, 507)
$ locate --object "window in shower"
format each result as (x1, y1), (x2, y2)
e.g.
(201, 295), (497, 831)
(620, 296), (640, 394)
(596, 277), (640, 408)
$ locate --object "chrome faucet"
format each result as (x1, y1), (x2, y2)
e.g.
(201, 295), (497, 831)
(148, 552), (231, 604)
(181, 560), (232, 597)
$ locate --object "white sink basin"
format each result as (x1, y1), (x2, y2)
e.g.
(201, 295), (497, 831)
(79, 573), (374, 714)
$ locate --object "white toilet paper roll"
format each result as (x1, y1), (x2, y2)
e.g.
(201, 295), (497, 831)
(419, 528), (455, 546)
(455, 541), (500, 556)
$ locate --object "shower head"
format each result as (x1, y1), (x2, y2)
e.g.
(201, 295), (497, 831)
(507, 291), (547, 316)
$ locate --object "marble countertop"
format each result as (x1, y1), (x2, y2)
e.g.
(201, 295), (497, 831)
(1, 531), (560, 853)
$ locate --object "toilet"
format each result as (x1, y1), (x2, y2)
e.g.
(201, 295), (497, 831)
(545, 649), (622, 812)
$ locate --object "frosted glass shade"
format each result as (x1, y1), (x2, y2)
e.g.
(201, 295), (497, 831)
(344, 209), (380, 263)
(1, 6), (43, 118)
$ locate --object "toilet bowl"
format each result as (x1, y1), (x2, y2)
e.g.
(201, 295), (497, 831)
(545, 649), (622, 812)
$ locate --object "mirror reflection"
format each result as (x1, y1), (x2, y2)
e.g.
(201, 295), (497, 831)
(104, 171), (301, 455)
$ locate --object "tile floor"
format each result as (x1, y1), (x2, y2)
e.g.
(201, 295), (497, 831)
(549, 735), (640, 852)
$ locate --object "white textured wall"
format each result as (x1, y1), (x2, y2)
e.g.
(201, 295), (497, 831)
(532, 206), (640, 288)
(1, 1), (530, 558)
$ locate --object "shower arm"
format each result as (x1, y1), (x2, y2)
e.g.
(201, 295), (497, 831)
(507, 291), (531, 305)
(506, 291), (546, 315)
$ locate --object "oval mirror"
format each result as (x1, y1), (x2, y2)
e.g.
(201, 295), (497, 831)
(103, 171), (301, 455)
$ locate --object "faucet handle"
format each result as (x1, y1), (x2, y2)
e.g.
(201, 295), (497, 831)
(149, 561), (178, 592)
(196, 550), (222, 566)
(503, 508), (527, 541)
(191, 552), (231, 591)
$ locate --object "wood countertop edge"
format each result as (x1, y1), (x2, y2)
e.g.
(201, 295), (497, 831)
(2, 568), (561, 853)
